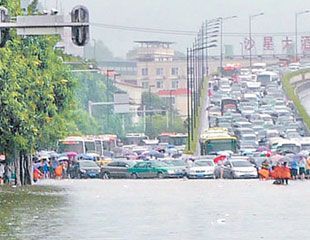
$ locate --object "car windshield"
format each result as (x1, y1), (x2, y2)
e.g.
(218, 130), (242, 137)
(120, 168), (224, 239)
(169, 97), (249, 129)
(231, 161), (252, 167)
(80, 161), (98, 168)
(194, 160), (214, 167)
(152, 161), (170, 167)
(163, 160), (185, 166)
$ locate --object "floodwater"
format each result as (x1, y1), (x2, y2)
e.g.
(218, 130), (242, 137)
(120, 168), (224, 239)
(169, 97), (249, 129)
(1, 179), (310, 240)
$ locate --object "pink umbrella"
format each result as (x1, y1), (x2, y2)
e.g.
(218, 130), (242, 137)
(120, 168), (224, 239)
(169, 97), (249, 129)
(67, 152), (77, 158)
(270, 155), (282, 163)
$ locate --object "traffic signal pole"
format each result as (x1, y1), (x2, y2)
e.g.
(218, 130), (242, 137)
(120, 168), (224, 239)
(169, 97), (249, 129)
(0, 5), (90, 47)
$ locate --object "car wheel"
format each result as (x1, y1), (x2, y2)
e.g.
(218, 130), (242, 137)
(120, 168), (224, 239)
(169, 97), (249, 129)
(157, 172), (164, 179)
(102, 172), (110, 179)
(131, 173), (138, 179)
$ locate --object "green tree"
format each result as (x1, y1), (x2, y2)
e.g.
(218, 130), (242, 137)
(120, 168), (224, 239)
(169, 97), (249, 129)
(0, 1), (76, 185)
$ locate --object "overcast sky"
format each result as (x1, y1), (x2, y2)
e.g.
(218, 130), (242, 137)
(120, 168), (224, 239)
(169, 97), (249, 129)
(40, 0), (310, 58)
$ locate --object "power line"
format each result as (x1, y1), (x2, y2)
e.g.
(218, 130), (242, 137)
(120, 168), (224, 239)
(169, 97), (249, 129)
(91, 22), (310, 38)
(91, 22), (197, 36)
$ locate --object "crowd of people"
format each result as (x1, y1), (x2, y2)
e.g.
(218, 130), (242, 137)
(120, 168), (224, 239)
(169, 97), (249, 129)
(33, 159), (68, 182)
(258, 155), (310, 184)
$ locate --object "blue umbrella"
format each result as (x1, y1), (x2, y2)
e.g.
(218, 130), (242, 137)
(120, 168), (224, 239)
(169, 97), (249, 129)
(76, 154), (94, 160)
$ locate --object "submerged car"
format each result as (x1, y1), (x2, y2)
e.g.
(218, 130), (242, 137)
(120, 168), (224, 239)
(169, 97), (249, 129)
(127, 161), (183, 179)
(222, 158), (258, 179)
(70, 160), (100, 179)
(186, 159), (215, 179)
(100, 160), (136, 179)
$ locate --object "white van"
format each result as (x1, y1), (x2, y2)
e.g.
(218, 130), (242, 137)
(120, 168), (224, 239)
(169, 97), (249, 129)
(256, 71), (279, 87)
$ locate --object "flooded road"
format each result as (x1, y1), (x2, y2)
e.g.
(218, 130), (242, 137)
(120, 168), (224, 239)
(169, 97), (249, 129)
(1, 179), (310, 240)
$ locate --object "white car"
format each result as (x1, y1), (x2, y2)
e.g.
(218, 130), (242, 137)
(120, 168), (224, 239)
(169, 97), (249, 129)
(222, 158), (258, 179)
(186, 159), (215, 179)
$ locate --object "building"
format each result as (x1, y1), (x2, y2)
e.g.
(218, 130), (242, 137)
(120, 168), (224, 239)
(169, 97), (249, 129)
(133, 41), (188, 117)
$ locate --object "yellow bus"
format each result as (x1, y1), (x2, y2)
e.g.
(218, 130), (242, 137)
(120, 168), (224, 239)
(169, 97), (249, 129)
(200, 128), (238, 155)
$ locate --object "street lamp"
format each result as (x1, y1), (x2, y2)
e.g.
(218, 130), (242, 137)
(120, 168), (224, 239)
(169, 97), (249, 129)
(240, 42), (244, 57)
(148, 84), (155, 136)
(249, 12), (264, 71)
(92, 39), (96, 60)
(220, 16), (237, 69)
(295, 10), (310, 59)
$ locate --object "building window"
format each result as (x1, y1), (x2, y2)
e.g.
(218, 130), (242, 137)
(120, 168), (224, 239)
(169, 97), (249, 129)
(171, 67), (179, 75)
(156, 81), (163, 89)
(162, 97), (175, 105)
(142, 81), (149, 89)
(142, 68), (148, 76)
(156, 68), (164, 76)
(172, 80), (179, 89)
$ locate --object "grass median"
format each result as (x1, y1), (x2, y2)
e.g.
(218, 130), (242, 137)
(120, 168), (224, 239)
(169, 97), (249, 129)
(282, 69), (310, 131)
(185, 76), (209, 155)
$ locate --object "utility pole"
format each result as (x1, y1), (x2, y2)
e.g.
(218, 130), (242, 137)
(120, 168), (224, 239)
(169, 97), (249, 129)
(186, 48), (191, 151)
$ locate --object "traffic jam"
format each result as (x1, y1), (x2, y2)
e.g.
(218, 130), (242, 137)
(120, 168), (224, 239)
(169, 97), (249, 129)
(34, 62), (310, 181)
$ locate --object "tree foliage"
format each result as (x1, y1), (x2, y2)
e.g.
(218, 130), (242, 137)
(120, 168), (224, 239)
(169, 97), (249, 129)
(0, 0), (76, 185)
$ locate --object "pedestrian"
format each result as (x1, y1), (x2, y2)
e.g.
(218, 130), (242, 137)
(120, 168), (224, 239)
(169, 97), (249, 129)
(33, 168), (42, 183)
(298, 157), (306, 180)
(55, 164), (63, 180)
(280, 162), (291, 185)
(290, 157), (299, 180)
(306, 155), (310, 180)
(0, 162), (4, 185)
(43, 161), (49, 179)
(272, 162), (281, 185)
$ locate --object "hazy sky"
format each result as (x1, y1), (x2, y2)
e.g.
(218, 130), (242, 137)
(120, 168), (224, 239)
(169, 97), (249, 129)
(40, 0), (310, 58)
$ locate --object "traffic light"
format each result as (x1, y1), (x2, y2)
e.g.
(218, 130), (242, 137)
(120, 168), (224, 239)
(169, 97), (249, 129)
(71, 5), (89, 46)
(0, 7), (10, 47)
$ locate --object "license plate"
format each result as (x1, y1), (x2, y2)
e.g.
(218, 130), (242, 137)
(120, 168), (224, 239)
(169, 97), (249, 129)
(196, 174), (205, 178)
(89, 174), (96, 177)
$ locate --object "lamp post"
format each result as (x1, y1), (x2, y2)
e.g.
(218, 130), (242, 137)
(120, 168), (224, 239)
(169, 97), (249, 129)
(148, 84), (155, 137)
(220, 16), (237, 69)
(249, 12), (264, 71)
(169, 89), (175, 128)
(204, 19), (220, 75)
(92, 39), (96, 60)
(240, 42), (244, 57)
(295, 10), (310, 60)
(106, 69), (114, 130)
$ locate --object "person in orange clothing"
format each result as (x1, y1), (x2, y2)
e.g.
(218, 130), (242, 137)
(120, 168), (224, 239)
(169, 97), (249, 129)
(55, 164), (63, 180)
(272, 162), (281, 185)
(281, 162), (291, 185)
(306, 156), (310, 180)
(33, 168), (42, 182)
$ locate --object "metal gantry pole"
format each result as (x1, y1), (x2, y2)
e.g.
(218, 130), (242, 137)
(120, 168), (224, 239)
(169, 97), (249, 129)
(186, 48), (191, 150)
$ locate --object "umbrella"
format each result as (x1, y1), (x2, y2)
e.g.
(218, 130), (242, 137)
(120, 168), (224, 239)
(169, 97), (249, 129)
(76, 154), (94, 160)
(256, 146), (270, 152)
(213, 155), (226, 164)
(58, 156), (69, 162)
(270, 155), (282, 163)
(67, 152), (78, 158)
(34, 163), (42, 170)
(50, 153), (60, 158)
(298, 150), (309, 157)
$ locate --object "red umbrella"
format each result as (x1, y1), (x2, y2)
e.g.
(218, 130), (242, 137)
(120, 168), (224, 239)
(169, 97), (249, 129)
(67, 152), (77, 157)
(213, 155), (227, 164)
